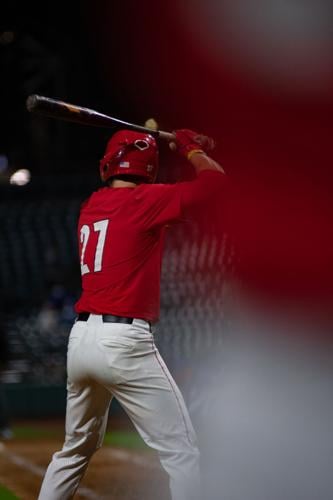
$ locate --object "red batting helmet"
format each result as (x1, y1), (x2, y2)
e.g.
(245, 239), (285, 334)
(100, 130), (158, 183)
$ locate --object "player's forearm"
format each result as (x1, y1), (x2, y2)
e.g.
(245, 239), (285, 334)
(180, 152), (226, 210)
(189, 151), (225, 175)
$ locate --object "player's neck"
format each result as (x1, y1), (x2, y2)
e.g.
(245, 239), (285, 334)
(110, 179), (138, 188)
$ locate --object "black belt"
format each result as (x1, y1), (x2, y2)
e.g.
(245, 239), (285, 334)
(77, 312), (134, 324)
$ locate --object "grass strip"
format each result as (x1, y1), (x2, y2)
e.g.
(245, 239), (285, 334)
(104, 431), (147, 450)
(12, 426), (146, 450)
(0, 484), (20, 500)
(12, 427), (62, 440)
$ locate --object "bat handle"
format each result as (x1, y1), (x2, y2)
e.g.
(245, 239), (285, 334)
(158, 130), (176, 141)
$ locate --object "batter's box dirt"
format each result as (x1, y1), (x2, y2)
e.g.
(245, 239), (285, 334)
(0, 435), (169, 499)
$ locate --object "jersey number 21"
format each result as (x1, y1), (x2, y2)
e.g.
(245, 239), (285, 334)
(80, 219), (109, 275)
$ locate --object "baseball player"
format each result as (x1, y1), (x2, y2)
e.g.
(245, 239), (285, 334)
(38, 128), (225, 500)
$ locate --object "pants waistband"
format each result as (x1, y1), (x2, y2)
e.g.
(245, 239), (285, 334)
(77, 312), (134, 324)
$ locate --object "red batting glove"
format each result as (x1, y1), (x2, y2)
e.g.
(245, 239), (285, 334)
(170, 129), (215, 160)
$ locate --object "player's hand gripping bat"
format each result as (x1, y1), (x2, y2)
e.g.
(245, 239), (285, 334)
(26, 94), (175, 141)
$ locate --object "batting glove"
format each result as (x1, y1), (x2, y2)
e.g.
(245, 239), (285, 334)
(170, 129), (215, 160)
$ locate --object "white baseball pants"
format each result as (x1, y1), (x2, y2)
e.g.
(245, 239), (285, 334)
(38, 315), (200, 500)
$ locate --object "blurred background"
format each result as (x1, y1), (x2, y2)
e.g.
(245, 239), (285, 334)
(1, 1), (333, 499)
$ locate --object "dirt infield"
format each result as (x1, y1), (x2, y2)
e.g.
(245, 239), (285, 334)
(0, 420), (169, 499)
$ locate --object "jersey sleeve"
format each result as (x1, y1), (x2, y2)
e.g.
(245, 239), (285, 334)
(139, 170), (225, 229)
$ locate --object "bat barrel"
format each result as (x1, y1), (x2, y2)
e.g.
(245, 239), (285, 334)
(26, 94), (39, 112)
(26, 94), (115, 127)
(25, 94), (175, 141)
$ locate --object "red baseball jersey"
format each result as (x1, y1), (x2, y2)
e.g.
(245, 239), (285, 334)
(75, 170), (224, 321)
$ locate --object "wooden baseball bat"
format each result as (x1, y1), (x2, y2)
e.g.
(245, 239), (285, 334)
(26, 94), (175, 141)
